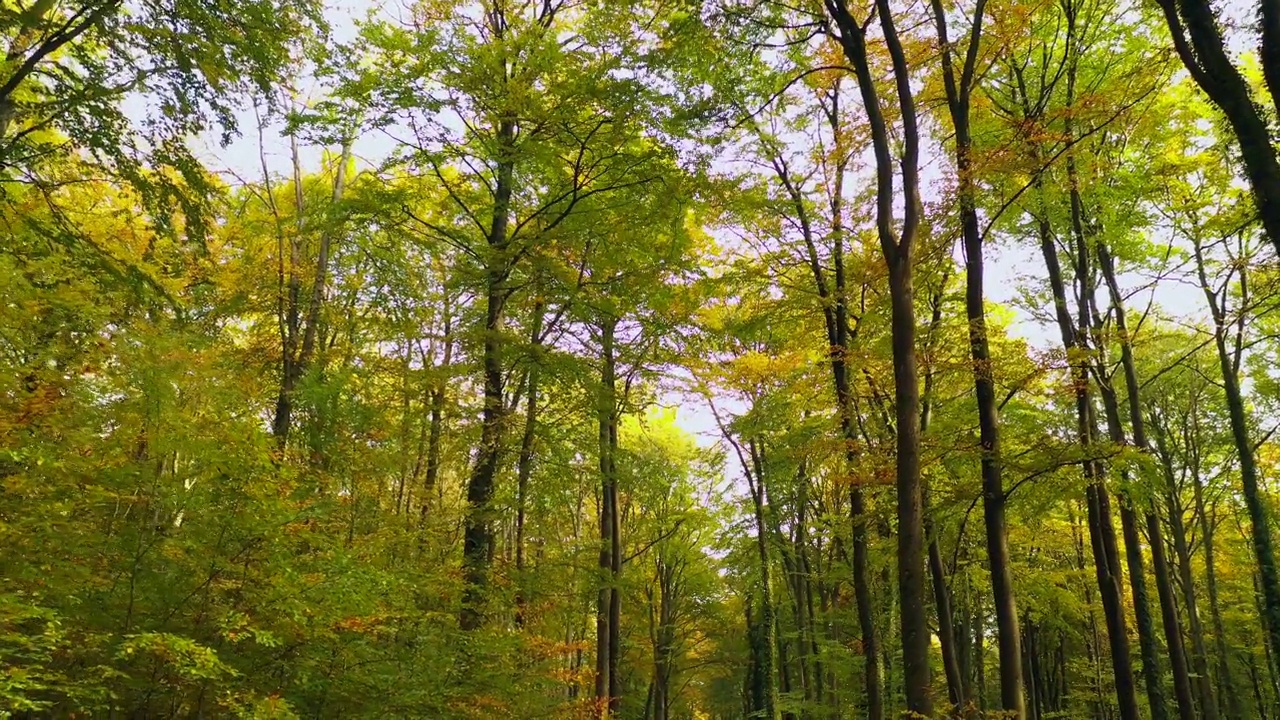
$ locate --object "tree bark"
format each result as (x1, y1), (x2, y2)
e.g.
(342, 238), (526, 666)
(1191, 235), (1280, 668)
(1155, 0), (1280, 259)
(1084, 276), (1171, 720)
(747, 440), (782, 720)
(595, 317), (623, 716)
(460, 115), (516, 631)
(1157, 432), (1216, 720)
(1035, 206), (1139, 720)
(921, 272), (967, 711)
(420, 304), (452, 523)
(1096, 241), (1202, 720)
(1191, 451), (1243, 719)
(822, 0), (931, 711)
(514, 302), (545, 627)
(929, 0), (1025, 712)
(1093, 366), (1177, 720)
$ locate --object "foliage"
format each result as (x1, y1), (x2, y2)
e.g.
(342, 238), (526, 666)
(3, 0), (1280, 717)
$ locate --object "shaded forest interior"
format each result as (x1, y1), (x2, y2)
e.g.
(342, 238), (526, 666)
(5, 0), (1280, 717)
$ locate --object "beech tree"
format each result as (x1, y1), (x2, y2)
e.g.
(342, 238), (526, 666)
(6, 0), (1280, 717)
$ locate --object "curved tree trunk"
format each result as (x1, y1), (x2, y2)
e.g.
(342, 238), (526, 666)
(1155, 0), (1280, 258)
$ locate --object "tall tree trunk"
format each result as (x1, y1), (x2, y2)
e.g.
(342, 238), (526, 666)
(514, 303), (545, 627)
(929, 0), (1024, 712)
(594, 317), (624, 717)
(271, 133), (306, 445)
(927, 526), (965, 708)
(800, 541), (825, 713)
(884, 249), (933, 716)
(1100, 240), (1208, 717)
(1084, 279), (1170, 720)
(272, 140), (352, 445)
(823, 0), (931, 708)
(1160, 448), (1217, 720)
(747, 441), (781, 720)
(460, 116), (516, 631)
(420, 305), (452, 523)
(1096, 241), (1199, 719)
(770, 461), (820, 714)
(776, 77), (882, 718)
(1254, 569), (1280, 717)
(1094, 368), (1176, 720)
(975, 591), (987, 711)
(1041, 44), (1140, 715)
(595, 319), (616, 715)
(1035, 205), (1139, 720)
(920, 270), (966, 710)
(747, 599), (773, 718)
(1191, 236), (1280, 667)
(651, 558), (677, 720)
(1192, 457), (1243, 718)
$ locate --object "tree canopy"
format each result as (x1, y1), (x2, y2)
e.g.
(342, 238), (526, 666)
(4, 0), (1280, 717)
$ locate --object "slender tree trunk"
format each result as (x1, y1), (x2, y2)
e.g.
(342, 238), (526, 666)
(1164, 475), (1217, 720)
(747, 442), (781, 720)
(844, 363), (880, 716)
(1192, 461), (1243, 718)
(594, 317), (624, 717)
(460, 116), (516, 631)
(921, 272), (967, 711)
(1096, 241), (1198, 720)
(1090, 347), (1174, 720)
(928, 0), (1025, 710)
(1035, 206), (1139, 720)
(800, 546), (825, 713)
(746, 599), (762, 715)
(1072, 502), (1108, 719)
(651, 558), (677, 720)
(771, 463), (820, 715)
(271, 135), (306, 445)
(514, 303), (545, 627)
(773, 503), (807, 714)
(1024, 621), (1041, 720)
(821, 0), (930, 710)
(1191, 237), (1280, 666)
(975, 592), (987, 711)
(780, 78), (883, 719)
(420, 306), (452, 523)
(608, 405), (622, 715)
(1100, 239), (1208, 717)
(957, 571), (973, 693)
(1255, 569), (1280, 717)
(1050, 53), (1141, 710)
(595, 323), (616, 715)
(272, 141), (352, 446)
(928, 531), (965, 709)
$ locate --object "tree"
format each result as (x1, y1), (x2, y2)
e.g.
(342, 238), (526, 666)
(819, 0), (934, 713)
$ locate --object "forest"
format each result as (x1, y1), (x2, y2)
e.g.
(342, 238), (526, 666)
(3, 0), (1280, 716)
